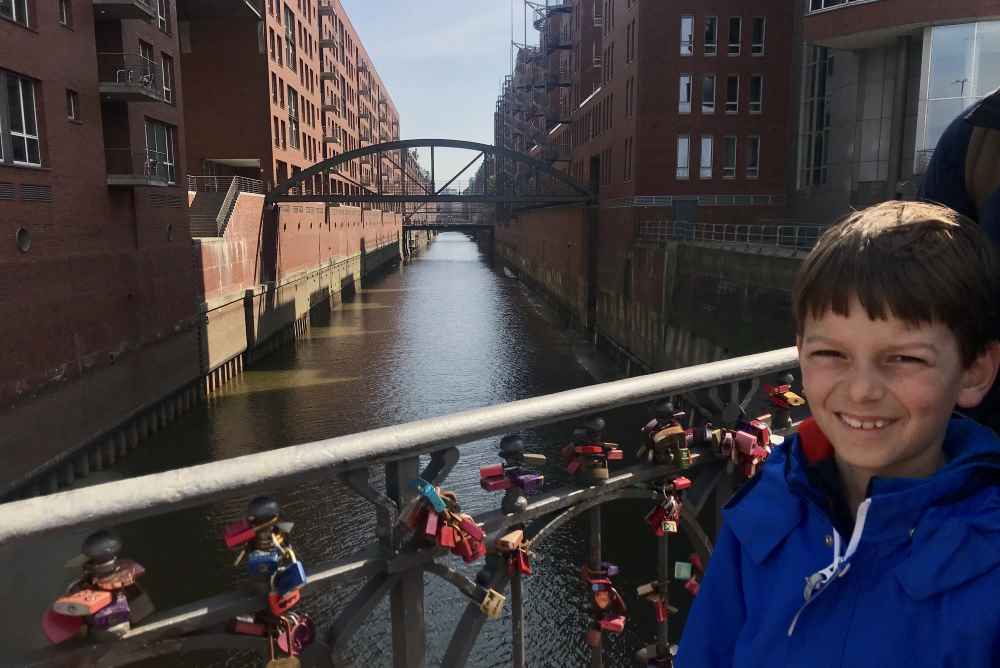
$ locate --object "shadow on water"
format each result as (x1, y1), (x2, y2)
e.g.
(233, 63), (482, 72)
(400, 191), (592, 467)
(5, 233), (719, 666)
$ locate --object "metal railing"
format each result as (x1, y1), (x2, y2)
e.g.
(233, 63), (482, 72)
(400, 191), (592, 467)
(6, 348), (800, 667)
(186, 175), (264, 194)
(805, 0), (881, 15)
(96, 52), (161, 97)
(105, 148), (174, 183)
(639, 220), (826, 251)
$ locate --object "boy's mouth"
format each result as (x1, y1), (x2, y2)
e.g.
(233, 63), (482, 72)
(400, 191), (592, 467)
(835, 412), (893, 431)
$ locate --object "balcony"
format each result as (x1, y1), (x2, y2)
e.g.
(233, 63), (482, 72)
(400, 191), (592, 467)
(92, 0), (155, 21)
(318, 0), (334, 15)
(323, 133), (341, 145)
(320, 70), (338, 80)
(175, 0), (262, 19)
(319, 38), (339, 50)
(105, 149), (172, 187)
(803, 0), (989, 49)
(97, 53), (163, 103)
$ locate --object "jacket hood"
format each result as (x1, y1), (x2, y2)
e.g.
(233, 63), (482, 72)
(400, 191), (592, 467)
(725, 416), (1000, 599)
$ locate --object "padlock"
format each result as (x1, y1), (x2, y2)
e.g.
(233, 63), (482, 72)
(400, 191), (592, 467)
(690, 553), (704, 574)
(734, 430), (757, 456)
(566, 458), (582, 475)
(606, 448), (624, 461)
(747, 419), (772, 448)
(674, 561), (693, 581)
(496, 529), (524, 553)
(268, 589), (300, 616)
(645, 506), (668, 536)
(479, 588), (506, 619)
(636, 581), (659, 597)
(513, 472), (544, 493)
(677, 447), (691, 468)
(481, 476), (512, 492)
(521, 453), (547, 465)
(223, 519), (257, 549)
(267, 616), (301, 668)
(92, 559), (145, 591)
(458, 515), (485, 542)
(278, 612), (316, 655)
(655, 598), (669, 623)
(411, 479), (447, 513)
(720, 431), (734, 456)
(438, 524), (456, 548)
(591, 463), (610, 480)
(91, 593), (131, 629)
(684, 577), (700, 596)
(575, 445), (604, 455)
(424, 509), (439, 539)
(53, 589), (112, 617)
(248, 549), (283, 577)
(599, 615), (625, 634)
(509, 548), (532, 576)
(41, 610), (86, 645)
(671, 476), (692, 490)
(232, 617), (268, 636)
(662, 520), (678, 534)
(480, 464), (505, 479)
(456, 535), (476, 562)
(273, 561), (308, 596)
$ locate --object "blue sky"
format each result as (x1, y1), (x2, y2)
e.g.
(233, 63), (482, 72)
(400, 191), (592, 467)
(342, 0), (531, 182)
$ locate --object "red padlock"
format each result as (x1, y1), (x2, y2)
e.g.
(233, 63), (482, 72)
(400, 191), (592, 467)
(458, 516), (485, 542)
(575, 445), (604, 455)
(685, 577), (701, 597)
(481, 476), (513, 492)
(606, 448), (624, 461)
(268, 589), (301, 616)
(223, 519), (257, 549)
(424, 509), (439, 539)
(480, 464), (505, 479)
(599, 615), (626, 634)
(53, 589), (112, 617)
(655, 598), (668, 623)
(671, 476), (693, 490)
(438, 525), (456, 548)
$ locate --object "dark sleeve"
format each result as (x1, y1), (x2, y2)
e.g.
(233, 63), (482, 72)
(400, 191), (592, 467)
(675, 521), (746, 668)
(920, 115), (977, 221)
(980, 187), (1000, 247)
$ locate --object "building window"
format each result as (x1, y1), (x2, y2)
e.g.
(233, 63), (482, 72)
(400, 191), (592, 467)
(749, 74), (763, 113)
(726, 74), (739, 113)
(3, 72), (41, 165)
(284, 5), (296, 68)
(679, 74), (691, 113)
(676, 135), (690, 179)
(271, 72), (277, 103)
(161, 54), (174, 103)
(277, 37), (283, 66)
(800, 45), (833, 187)
(723, 136), (737, 178)
(702, 74), (716, 113)
(287, 86), (300, 150)
(746, 135), (760, 178)
(728, 17), (741, 56)
(156, 0), (169, 33)
(919, 21), (1000, 168)
(0, 0), (28, 26)
(680, 15), (694, 56)
(273, 116), (280, 147)
(705, 17), (717, 56)
(58, 0), (72, 26)
(269, 29), (276, 61)
(279, 78), (284, 106)
(751, 17), (765, 56)
(280, 119), (287, 149)
(700, 135), (713, 178)
(66, 89), (79, 120)
(624, 136), (633, 181)
(144, 119), (176, 183)
(809, 0), (871, 12)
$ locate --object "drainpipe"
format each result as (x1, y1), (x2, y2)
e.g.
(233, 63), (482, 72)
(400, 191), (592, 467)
(886, 35), (912, 200)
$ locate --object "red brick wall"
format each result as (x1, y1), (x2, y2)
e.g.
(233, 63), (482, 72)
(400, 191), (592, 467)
(805, 0), (1000, 45)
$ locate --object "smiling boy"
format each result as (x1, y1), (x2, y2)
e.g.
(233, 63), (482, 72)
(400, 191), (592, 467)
(676, 201), (1000, 667)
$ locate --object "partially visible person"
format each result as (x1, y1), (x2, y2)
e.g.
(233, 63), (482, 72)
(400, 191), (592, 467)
(676, 201), (1000, 667)
(921, 87), (1000, 432)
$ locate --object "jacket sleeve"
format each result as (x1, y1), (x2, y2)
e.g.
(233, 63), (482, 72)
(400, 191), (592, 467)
(675, 520), (747, 668)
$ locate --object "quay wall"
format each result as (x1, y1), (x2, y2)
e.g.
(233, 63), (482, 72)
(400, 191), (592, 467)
(496, 206), (802, 372)
(0, 198), (421, 499)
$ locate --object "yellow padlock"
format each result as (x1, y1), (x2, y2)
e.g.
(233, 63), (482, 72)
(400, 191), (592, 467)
(479, 588), (506, 620)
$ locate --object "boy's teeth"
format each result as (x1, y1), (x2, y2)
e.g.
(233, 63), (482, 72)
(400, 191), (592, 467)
(839, 414), (888, 430)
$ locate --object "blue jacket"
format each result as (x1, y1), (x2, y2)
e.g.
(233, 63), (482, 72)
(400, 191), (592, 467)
(677, 417), (1000, 667)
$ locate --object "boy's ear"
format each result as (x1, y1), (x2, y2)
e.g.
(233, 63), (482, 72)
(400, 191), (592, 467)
(957, 342), (1000, 409)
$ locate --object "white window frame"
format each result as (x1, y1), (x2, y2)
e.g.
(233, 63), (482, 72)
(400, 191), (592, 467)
(58, 0), (72, 26)
(705, 17), (718, 56)
(751, 17), (766, 56)
(161, 54), (174, 104)
(726, 75), (739, 113)
(723, 135), (737, 178)
(680, 15), (694, 56)
(0, 0), (28, 26)
(66, 89), (79, 120)
(144, 119), (176, 183)
(728, 17), (741, 56)
(746, 135), (760, 178)
(700, 135), (713, 178)
(157, 0), (169, 33)
(287, 85), (300, 150)
(5, 73), (42, 166)
(679, 74), (692, 113)
(750, 74), (763, 113)
(702, 74), (716, 113)
(676, 135), (690, 179)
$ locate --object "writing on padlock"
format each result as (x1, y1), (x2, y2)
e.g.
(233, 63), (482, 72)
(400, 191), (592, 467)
(479, 588), (506, 620)
(563, 417), (623, 481)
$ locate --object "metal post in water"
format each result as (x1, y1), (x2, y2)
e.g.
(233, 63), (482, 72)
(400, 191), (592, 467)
(657, 531), (670, 659)
(589, 505), (603, 668)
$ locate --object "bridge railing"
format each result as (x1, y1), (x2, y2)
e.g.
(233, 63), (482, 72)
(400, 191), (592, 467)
(639, 220), (826, 251)
(8, 348), (801, 667)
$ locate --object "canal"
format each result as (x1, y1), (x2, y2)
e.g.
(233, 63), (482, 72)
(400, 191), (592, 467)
(6, 232), (705, 666)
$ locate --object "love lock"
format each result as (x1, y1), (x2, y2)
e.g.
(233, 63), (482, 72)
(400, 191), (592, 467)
(479, 588), (506, 620)
(266, 616), (300, 668)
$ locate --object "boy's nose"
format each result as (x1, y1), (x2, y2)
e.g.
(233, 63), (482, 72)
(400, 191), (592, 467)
(846, 369), (886, 404)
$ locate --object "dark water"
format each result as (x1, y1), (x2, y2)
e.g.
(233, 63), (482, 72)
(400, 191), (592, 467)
(5, 233), (705, 667)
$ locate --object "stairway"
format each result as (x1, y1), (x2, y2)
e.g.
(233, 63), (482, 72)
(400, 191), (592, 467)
(188, 191), (226, 237)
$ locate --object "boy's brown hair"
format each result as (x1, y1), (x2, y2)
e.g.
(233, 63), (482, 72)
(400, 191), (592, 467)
(793, 200), (999, 366)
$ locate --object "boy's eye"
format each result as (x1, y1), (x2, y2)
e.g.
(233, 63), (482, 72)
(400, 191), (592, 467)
(810, 349), (844, 359)
(888, 355), (926, 365)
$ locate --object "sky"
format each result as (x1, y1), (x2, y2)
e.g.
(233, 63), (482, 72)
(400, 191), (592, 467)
(342, 0), (533, 183)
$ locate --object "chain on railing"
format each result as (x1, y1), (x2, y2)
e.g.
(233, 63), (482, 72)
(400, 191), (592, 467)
(7, 349), (807, 668)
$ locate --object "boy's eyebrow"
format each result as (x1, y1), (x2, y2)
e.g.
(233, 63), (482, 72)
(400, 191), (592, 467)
(802, 336), (939, 354)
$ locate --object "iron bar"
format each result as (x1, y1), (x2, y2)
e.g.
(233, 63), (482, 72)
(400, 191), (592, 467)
(588, 505), (603, 668)
(511, 567), (526, 667)
(0, 348), (797, 545)
(403, 152), (485, 224)
(386, 457), (426, 668)
(657, 528), (670, 659)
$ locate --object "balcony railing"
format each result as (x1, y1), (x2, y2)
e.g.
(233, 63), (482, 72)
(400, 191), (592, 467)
(806, 0), (881, 15)
(92, 0), (155, 21)
(187, 175), (264, 194)
(4, 348), (800, 668)
(97, 53), (162, 102)
(639, 220), (825, 251)
(105, 149), (172, 187)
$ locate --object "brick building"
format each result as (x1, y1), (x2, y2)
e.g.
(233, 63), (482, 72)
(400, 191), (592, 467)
(0, 0), (200, 490)
(787, 0), (1000, 225)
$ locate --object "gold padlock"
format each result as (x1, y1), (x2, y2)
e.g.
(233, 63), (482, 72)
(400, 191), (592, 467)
(266, 616), (301, 668)
(479, 588), (506, 620)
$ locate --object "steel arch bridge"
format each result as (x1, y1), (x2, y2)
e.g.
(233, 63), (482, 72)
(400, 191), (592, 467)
(264, 138), (594, 210)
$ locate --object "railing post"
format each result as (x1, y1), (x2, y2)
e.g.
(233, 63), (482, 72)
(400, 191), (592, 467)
(588, 506), (603, 668)
(656, 529), (670, 659)
(511, 565), (526, 667)
(385, 457), (426, 668)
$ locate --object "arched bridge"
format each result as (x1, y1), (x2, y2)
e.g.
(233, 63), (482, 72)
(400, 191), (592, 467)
(265, 138), (594, 208)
